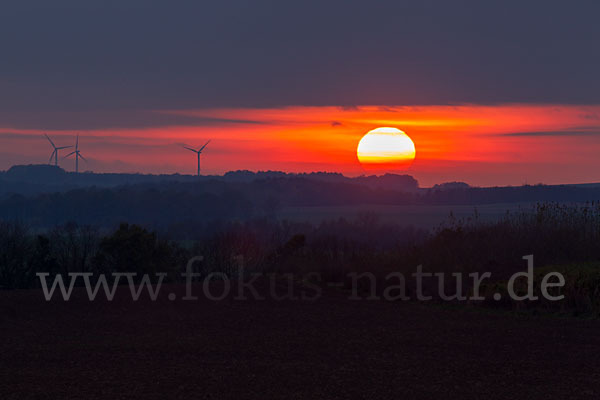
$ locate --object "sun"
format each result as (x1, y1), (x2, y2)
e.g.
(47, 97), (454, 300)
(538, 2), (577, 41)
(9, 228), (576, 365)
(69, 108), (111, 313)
(357, 127), (416, 170)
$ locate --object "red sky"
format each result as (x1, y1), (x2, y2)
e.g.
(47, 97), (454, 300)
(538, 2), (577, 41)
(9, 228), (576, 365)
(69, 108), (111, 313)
(2, 104), (600, 187)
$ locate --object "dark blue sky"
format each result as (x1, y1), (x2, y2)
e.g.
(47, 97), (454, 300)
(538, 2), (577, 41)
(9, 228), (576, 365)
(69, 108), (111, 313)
(1, 0), (599, 126)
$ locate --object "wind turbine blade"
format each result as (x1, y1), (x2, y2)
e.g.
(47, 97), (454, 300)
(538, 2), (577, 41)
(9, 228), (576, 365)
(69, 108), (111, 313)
(64, 151), (76, 158)
(57, 145), (73, 150)
(44, 133), (56, 148)
(199, 140), (211, 152)
(49, 150), (56, 163)
(183, 145), (198, 153)
(78, 153), (88, 162)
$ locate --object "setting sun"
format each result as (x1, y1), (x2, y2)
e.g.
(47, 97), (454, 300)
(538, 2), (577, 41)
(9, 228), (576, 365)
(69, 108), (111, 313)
(357, 127), (416, 170)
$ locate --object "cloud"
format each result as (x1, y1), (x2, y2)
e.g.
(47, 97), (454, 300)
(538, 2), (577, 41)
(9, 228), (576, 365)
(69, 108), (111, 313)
(499, 129), (600, 137)
(0, 110), (264, 131)
(581, 113), (600, 120)
(2, 1), (597, 114)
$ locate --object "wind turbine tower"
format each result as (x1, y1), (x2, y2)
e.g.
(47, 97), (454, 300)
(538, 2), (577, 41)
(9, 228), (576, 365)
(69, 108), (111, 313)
(183, 140), (211, 176)
(44, 134), (72, 167)
(64, 135), (87, 173)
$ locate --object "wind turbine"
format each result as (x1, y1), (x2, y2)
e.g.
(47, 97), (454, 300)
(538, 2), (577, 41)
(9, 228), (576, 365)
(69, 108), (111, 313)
(183, 140), (211, 176)
(64, 135), (87, 173)
(44, 134), (72, 167)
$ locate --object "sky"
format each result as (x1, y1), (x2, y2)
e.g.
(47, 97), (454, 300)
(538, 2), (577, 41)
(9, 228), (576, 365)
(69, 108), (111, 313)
(1, 1), (600, 186)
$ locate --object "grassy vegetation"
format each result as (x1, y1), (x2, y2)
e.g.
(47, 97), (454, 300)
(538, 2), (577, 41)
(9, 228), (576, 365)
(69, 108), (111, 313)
(279, 202), (534, 228)
(2, 202), (600, 315)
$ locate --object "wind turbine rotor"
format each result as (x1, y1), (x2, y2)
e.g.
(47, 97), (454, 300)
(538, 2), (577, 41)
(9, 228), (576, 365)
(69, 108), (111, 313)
(199, 140), (211, 153)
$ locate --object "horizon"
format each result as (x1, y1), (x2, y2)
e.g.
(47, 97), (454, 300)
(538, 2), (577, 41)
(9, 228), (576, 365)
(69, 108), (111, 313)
(3, 162), (600, 189)
(3, 104), (600, 187)
(2, 2), (600, 187)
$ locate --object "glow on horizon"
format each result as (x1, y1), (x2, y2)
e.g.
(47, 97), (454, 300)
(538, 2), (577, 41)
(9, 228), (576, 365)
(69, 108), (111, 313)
(1, 104), (600, 187)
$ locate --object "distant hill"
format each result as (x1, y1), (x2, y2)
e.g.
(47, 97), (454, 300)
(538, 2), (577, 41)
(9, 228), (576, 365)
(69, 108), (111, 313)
(431, 182), (471, 191)
(0, 165), (420, 195)
(5, 164), (67, 183)
(1, 164), (600, 230)
(2, 164), (600, 231)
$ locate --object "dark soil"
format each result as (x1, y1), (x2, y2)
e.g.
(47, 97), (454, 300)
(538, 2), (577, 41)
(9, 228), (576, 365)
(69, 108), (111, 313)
(1, 283), (600, 399)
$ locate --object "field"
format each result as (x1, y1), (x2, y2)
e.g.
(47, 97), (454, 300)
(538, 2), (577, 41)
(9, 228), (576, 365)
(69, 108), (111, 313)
(2, 283), (600, 399)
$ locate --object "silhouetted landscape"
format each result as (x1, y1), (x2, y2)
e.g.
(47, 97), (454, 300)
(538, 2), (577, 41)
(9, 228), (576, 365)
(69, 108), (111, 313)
(4, 1), (600, 398)
(3, 164), (600, 315)
(4, 167), (600, 399)
(3, 164), (600, 230)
